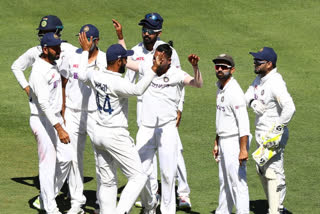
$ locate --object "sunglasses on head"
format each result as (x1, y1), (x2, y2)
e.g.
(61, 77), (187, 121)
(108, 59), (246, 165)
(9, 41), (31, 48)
(145, 13), (161, 22)
(254, 59), (268, 65)
(142, 28), (161, 35)
(215, 64), (232, 70)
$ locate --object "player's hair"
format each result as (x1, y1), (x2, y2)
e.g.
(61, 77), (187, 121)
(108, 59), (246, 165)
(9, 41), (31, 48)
(107, 59), (118, 66)
(156, 44), (172, 58)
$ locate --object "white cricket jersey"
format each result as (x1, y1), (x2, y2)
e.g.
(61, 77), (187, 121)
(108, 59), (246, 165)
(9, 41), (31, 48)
(140, 63), (187, 127)
(77, 51), (157, 128)
(245, 68), (295, 132)
(63, 48), (106, 111)
(216, 77), (250, 137)
(11, 42), (77, 89)
(28, 57), (62, 126)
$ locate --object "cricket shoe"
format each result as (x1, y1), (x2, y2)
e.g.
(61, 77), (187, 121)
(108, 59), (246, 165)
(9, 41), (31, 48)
(94, 203), (100, 214)
(32, 195), (44, 210)
(67, 206), (85, 214)
(144, 194), (160, 214)
(47, 207), (62, 214)
(178, 196), (191, 209)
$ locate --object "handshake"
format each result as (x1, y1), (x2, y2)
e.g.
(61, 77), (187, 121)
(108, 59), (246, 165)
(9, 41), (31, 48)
(252, 123), (285, 166)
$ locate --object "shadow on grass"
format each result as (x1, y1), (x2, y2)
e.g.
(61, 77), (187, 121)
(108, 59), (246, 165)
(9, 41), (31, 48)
(11, 175), (96, 213)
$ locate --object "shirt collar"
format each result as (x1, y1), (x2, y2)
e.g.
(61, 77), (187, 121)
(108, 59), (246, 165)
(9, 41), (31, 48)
(216, 77), (234, 91)
(261, 67), (277, 83)
(104, 69), (122, 77)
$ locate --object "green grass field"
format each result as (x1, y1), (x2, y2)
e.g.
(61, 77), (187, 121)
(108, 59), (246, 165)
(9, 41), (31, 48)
(1, 0), (320, 213)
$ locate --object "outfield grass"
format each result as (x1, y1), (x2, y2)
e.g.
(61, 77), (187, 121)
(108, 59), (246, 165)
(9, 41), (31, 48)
(1, 0), (320, 213)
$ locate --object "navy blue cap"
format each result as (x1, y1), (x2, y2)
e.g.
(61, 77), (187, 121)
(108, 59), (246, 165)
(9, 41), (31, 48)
(78, 24), (99, 39)
(250, 47), (277, 65)
(138, 13), (163, 30)
(106, 44), (134, 61)
(40, 32), (62, 47)
(37, 15), (63, 31)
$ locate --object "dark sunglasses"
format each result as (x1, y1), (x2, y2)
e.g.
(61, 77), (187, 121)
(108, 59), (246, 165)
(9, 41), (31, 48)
(254, 59), (268, 65)
(145, 13), (161, 22)
(215, 64), (232, 70)
(142, 28), (161, 35)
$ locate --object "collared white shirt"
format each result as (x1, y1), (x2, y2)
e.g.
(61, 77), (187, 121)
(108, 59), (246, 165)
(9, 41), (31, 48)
(11, 42), (77, 89)
(245, 68), (296, 132)
(216, 77), (250, 137)
(140, 64), (188, 127)
(77, 51), (157, 128)
(28, 57), (62, 126)
(62, 48), (106, 111)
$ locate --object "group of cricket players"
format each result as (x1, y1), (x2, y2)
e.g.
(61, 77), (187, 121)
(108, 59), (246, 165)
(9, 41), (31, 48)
(11, 12), (295, 214)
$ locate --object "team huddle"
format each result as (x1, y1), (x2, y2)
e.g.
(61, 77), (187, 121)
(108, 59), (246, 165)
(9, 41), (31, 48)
(11, 13), (295, 214)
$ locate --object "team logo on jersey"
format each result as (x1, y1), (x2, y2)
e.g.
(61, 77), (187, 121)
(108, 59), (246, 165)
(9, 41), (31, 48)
(54, 34), (59, 39)
(221, 96), (224, 102)
(163, 77), (169, 82)
(53, 81), (58, 88)
(73, 64), (79, 68)
(254, 94), (258, 99)
(83, 26), (90, 32)
(261, 90), (264, 95)
(136, 57), (144, 61)
(41, 20), (47, 27)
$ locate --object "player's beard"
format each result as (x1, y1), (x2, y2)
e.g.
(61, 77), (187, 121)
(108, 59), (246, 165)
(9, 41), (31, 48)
(119, 63), (126, 74)
(216, 70), (231, 80)
(254, 66), (267, 75)
(48, 51), (59, 62)
(143, 35), (157, 46)
(156, 64), (170, 76)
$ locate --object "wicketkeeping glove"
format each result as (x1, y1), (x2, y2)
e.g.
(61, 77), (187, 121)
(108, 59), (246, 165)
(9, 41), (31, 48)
(262, 123), (285, 149)
(252, 145), (278, 166)
(250, 99), (266, 116)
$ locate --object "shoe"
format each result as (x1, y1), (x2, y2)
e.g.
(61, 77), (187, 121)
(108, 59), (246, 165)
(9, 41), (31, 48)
(280, 207), (289, 214)
(33, 195), (44, 210)
(144, 194), (160, 214)
(67, 206), (85, 214)
(94, 208), (99, 214)
(178, 196), (191, 209)
(135, 200), (143, 208)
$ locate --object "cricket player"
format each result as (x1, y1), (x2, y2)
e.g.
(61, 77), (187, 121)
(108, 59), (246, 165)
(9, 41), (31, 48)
(11, 15), (77, 98)
(245, 47), (295, 214)
(77, 31), (161, 213)
(11, 15), (78, 210)
(60, 24), (105, 214)
(135, 44), (202, 214)
(114, 13), (192, 208)
(212, 54), (250, 214)
(28, 32), (74, 214)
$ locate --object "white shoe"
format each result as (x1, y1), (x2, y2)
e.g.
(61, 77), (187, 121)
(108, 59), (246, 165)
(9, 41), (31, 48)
(144, 194), (160, 214)
(33, 195), (44, 210)
(67, 206), (85, 214)
(178, 196), (191, 209)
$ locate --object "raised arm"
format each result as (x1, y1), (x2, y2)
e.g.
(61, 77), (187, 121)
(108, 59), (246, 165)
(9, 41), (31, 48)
(183, 54), (203, 88)
(112, 19), (139, 72)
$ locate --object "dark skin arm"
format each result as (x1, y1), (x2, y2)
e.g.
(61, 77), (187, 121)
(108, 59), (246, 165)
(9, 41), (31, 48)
(239, 135), (249, 166)
(54, 123), (70, 144)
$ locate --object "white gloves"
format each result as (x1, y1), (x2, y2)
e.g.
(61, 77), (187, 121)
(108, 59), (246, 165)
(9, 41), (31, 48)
(250, 99), (266, 116)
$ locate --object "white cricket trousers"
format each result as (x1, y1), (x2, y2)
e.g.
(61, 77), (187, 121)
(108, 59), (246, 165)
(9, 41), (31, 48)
(147, 133), (190, 198)
(30, 115), (73, 213)
(216, 135), (249, 214)
(64, 107), (100, 207)
(93, 124), (147, 214)
(255, 128), (289, 214)
(136, 121), (179, 214)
